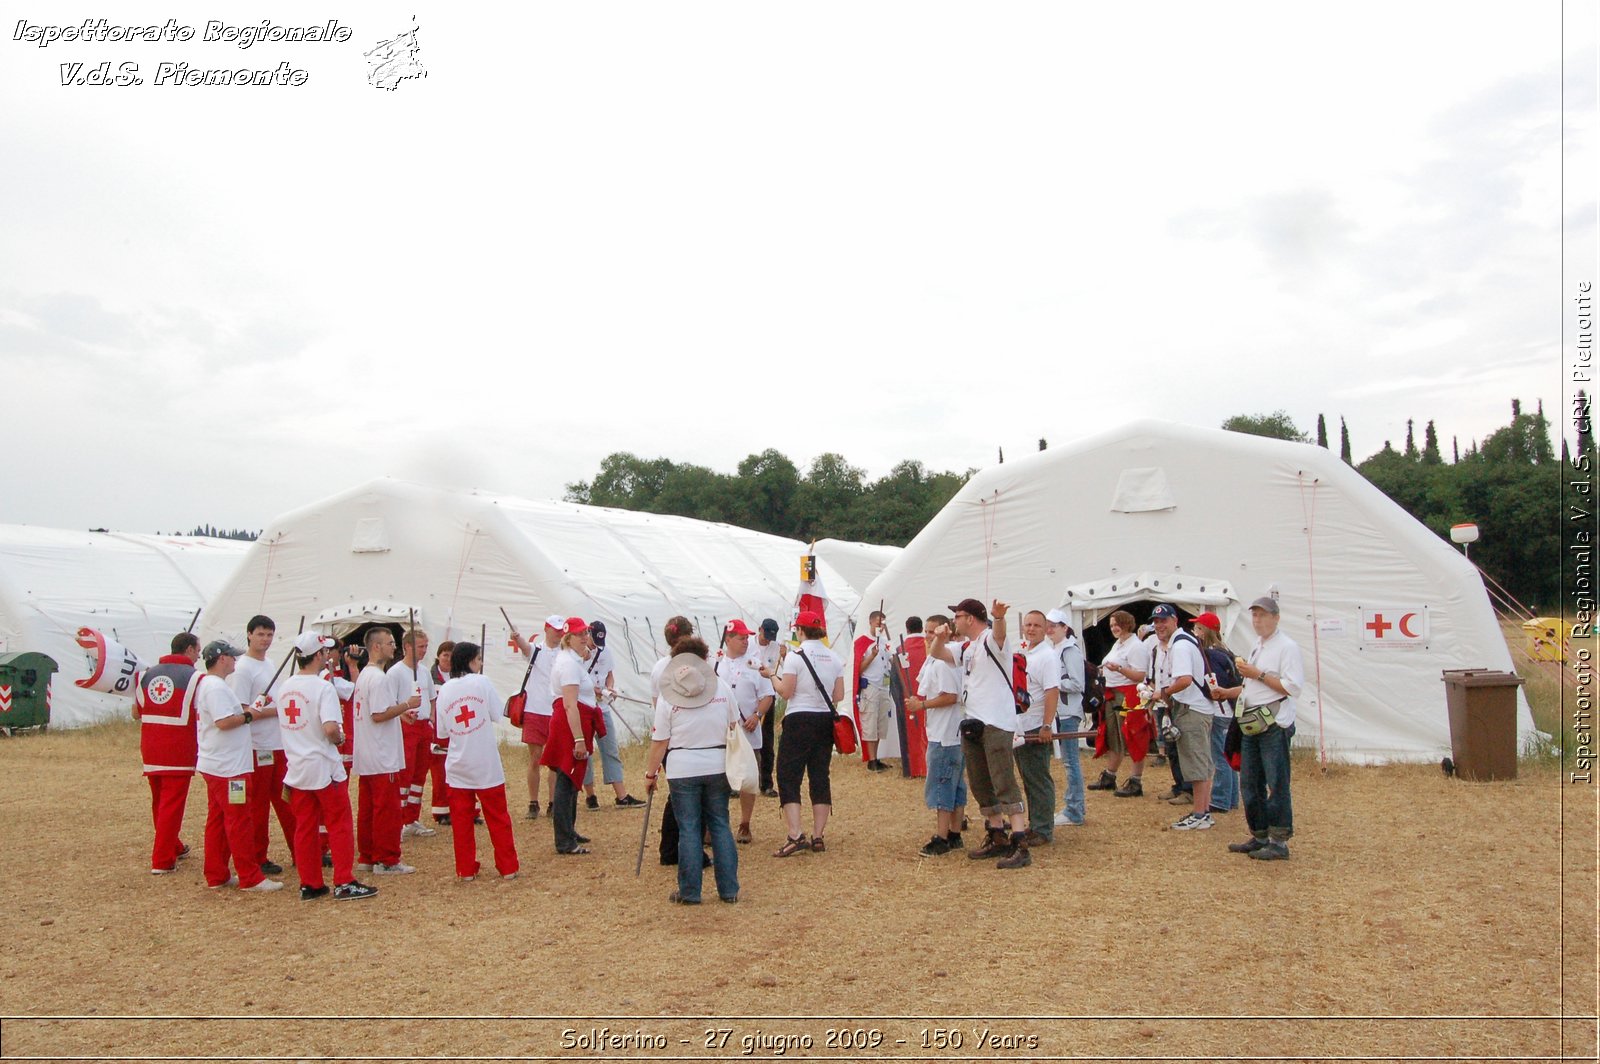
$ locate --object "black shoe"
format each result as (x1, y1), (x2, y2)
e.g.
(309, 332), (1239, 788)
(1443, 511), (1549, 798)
(574, 833), (591, 844)
(321, 853), (333, 868)
(945, 832), (964, 850)
(615, 794), (645, 807)
(919, 836), (951, 857)
(760, 787), (779, 798)
(1249, 840), (1291, 861)
(1113, 777), (1144, 798)
(524, 803), (538, 820)
(586, 795), (600, 810)
(1087, 770), (1118, 791)
(260, 861), (283, 876)
(333, 881), (378, 901)
(701, 852), (713, 869)
(438, 813), (453, 826)
(299, 885), (331, 901)
(1229, 836), (1269, 854)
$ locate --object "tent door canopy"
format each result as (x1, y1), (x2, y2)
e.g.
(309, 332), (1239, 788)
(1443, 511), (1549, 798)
(311, 601), (422, 641)
(1064, 571), (1238, 661)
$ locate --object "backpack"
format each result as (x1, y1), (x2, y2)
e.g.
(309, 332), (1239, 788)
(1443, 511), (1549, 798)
(1082, 659), (1106, 718)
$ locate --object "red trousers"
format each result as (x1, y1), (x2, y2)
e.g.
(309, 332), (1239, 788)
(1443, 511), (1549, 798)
(201, 772), (264, 888)
(400, 722), (433, 826)
(357, 772), (403, 866)
(291, 778), (355, 889)
(429, 752), (453, 820)
(449, 783), (518, 878)
(145, 773), (192, 871)
(249, 750), (297, 866)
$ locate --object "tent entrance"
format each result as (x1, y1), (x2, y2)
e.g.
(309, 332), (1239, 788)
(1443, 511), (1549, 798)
(1062, 571), (1239, 663)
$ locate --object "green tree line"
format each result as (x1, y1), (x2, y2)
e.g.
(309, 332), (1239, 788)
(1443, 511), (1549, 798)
(565, 449), (973, 546)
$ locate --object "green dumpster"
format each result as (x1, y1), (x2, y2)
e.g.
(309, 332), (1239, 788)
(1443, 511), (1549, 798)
(0, 652), (59, 733)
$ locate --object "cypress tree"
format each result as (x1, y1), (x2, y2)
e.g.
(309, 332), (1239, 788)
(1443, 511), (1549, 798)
(1316, 414), (1328, 449)
(1339, 417), (1352, 464)
(1422, 420), (1442, 464)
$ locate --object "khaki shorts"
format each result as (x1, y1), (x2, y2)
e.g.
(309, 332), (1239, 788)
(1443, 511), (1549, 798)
(1173, 702), (1214, 780)
(857, 684), (893, 742)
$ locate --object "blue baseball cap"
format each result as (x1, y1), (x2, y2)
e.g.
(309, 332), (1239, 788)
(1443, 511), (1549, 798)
(1150, 604), (1178, 620)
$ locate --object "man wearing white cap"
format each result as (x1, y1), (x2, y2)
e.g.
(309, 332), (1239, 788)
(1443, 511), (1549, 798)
(278, 632), (377, 900)
(1046, 609), (1087, 827)
(1227, 596), (1304, 861)
(510, 615), (566, 819)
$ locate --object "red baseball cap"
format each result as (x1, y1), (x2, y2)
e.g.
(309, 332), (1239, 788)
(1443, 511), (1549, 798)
(1192, 611), (1221, 632)
(724, 619), (753, 636)
(563, 617), (589, 635)
(795, 610), (825, 630)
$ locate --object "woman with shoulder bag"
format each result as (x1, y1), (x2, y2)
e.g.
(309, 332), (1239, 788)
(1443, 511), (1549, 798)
(770, 610), (844, 857)
(643, 638), (740, 904)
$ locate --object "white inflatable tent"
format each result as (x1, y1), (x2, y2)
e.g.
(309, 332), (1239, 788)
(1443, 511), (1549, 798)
(859, 420), (1535, 764)
(812, 538), (903, 604)
(196, 479), (869, 738)
(0, 526), (249, 727)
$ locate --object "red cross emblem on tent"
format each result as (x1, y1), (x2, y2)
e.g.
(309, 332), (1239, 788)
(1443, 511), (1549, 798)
(282, 699), (301, 726)
(0, 685), (12, 714)
(454, 705), (475, 728)
(1361, 607), (1428, 647)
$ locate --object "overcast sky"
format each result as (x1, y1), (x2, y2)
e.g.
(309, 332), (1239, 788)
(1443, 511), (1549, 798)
(1, 2), (1594, 534)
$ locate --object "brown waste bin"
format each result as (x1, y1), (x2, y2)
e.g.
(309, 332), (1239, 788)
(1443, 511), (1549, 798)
(1440, 669), (1525, 781)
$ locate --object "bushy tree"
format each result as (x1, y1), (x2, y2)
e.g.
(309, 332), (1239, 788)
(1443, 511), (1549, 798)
(1222, 411), (1308, 442)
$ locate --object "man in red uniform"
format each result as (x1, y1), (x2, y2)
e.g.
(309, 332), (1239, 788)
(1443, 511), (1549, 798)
(135, 633), (202, 875)
(392, 629), (437, 838)
(898, 616), (929, 778)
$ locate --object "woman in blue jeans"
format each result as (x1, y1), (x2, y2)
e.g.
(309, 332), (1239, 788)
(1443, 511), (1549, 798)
(644, 638), (740, 904)
(1192, 614), (1240, 813)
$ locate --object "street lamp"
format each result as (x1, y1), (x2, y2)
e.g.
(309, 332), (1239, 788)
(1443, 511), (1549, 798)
(1450, 522), (1480, 559)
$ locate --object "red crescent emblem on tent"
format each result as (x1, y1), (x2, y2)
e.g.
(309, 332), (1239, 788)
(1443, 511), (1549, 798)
(1398, 613), (1419, 638)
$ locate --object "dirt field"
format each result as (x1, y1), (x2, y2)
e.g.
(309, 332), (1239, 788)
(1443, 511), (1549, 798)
(0, 721), (1594, 1063)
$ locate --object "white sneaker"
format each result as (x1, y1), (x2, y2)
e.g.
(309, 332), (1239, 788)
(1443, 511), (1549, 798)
(1053, 813), (1084, 827)
(1173, 812), (1214, 831)
(373, 861), (416, 875)
(207, 875), (239, 889)
(354, 862), (373, 873)
(402, 822), (437, 838)
(243, 878), (284, 892)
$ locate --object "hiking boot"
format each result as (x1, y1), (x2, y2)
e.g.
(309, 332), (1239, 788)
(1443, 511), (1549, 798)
(1113, 776), (1143, 798)
(919, 835), (951, 857)
(968, 829), (1009, 860)
(1086, 770), (1118, 791)
(1229, 836), (1269, 854)
(1250, 840), (1291, 861)
(996, 845), (1032, 870)
(525, 802), (539, 820)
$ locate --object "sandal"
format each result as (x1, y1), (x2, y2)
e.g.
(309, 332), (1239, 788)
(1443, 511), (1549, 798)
(555, 846), (591, 856)
(772, 835), (809, 858)
(811, 836), (826, 853)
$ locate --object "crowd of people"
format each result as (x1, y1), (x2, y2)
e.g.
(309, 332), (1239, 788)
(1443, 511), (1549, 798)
(132, 591), (1304, 902)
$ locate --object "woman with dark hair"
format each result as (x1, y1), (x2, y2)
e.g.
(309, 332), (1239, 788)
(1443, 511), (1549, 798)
(771, 610), (844, 857)
(1089, 609), (1153, 798)
(540, 618), (602, 854)
(1192, 613), (1242, 814)
(435, 642), (518, 881)
(644, 636), (740, 904)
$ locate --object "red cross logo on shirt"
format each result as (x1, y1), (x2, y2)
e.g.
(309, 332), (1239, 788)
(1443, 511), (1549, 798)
(454, 705), (475, 728)
(282, 699), (301, 725)
(1365, 613), (1393, 639)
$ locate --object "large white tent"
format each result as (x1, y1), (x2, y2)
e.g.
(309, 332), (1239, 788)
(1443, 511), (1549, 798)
(197, 479), (870, 737)
(812, 538), (902, 604)
(0, 526), (249, 727)
(859, 420), (1535, 764)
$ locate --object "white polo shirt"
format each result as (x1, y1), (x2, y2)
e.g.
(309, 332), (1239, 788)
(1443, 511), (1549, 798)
(715, 652), (773, 751)
(916, 655), (964, 747)
(438, 674), (506, 790)
(651, 678), (738, 780)
(1243, 629), (1305, 728)
(277, 673), (346, 790)
(779, 641), (842, 715)
(549, 648), (596, 705)
(195, 674), (252, 778)
(387, 660), (435, 722)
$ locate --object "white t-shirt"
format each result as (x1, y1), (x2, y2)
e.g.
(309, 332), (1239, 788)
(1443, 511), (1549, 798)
(277, 673), (346, 790)
(353, 664), (406, 775)
(1102, 633), (1152, 688)
(195, 674), (252, 778)
(651, 677), (738, 779)
(1243, 629), (1305, 728)
(916, 655), (964, 746)
(858, 631), (891, 685)
(549, 648), (596, 705)
(715, 652), (773, 751)
(779, 641), (842, 715)
(523, 640), (561, 716)
(1017, 641), (1061, 731)
(387, 660), (435, 722)
(1156, 633), (1215, 714)
(227, 653), (281, 752)
(960, 627), (1018, 730)
(438, 674), (506, 790)
(755, 639), (784, 675)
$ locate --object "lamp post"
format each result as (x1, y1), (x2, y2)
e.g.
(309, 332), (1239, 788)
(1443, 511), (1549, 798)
(1450, 522), (1480, 560)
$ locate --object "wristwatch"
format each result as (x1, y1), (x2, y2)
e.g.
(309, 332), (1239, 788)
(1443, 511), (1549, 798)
(242, 710), (254, 724)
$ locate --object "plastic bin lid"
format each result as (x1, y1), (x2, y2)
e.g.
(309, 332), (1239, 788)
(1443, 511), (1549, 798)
(1521, 617), (1561, 632)
(1440, 669), (1525, 687)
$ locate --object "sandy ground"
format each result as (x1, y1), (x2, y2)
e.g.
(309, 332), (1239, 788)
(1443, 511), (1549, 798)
(0, 722), (1594, 1063)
